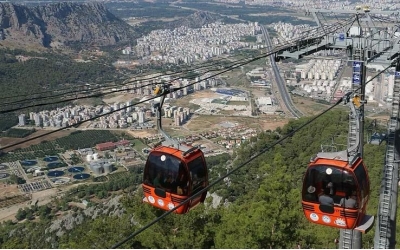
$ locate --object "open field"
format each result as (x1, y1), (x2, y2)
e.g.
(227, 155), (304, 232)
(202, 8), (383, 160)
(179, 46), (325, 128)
(291, 96), (332, 116)
(0, 129), (73, 153)
(126, 129), (157, 138)
(102, 93), (138, 104)
(0, 195), (30, 209)
(185, 114), (289, 132)
(170, 90), (220, 110)
(131, 139), (148, 152)
(0, 184), (20, 197)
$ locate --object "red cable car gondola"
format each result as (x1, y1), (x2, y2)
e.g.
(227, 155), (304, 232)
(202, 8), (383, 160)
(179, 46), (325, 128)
(301, 96), (374, 232)
(142, 84), (209, 214)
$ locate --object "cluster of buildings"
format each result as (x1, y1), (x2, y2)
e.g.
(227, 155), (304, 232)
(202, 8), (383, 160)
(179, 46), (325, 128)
(135, 22), (262, 64)
(95, 140), (130, 151)
(200, 125), (258, 149)
(16, 74), (226, 129)
(296, 59), (343, 81)
(163, 105), (191, 126)
(17, 102), (195, 129)
(122, 75), (222, 98)
(270, 22), (312, 43)
(18, 104), (147, 129)
(218, 0), (399, 11)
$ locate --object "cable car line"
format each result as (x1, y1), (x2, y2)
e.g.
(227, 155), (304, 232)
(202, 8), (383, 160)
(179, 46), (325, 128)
(0, 18), (353, 115)
(0, 41), (301, 150)
(0, 55), (254, 108)
(0, 52), (269, 114)
(0, 47), (256, 104)
(110, 62), (393, 248)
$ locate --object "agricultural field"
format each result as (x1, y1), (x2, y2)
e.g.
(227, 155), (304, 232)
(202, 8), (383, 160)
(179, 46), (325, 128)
(0, 114), (17, 132)
(93, 176), (108, 182)
(0, 195), (30, 209)
(107, 171), (131, 181)
(55, 130), (118, 150)
(0, 128), (36, 138)
(212, 99), (227, 104)
(227, 101), (249, 106)
(0, 130), (121, 163)
(0, 141), (61, 163)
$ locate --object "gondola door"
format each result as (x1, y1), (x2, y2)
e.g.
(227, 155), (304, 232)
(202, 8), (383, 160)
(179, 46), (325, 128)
(186, 152), (208, 209)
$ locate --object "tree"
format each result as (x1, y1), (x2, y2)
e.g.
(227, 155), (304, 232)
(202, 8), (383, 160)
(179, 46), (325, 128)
(15, 208), (27, 221)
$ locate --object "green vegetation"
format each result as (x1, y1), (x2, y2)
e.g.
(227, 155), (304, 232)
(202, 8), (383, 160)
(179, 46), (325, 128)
(93, 176), (108, 182)
(131, 138), (148, 152)
(211, 99), (227, 104)
(227, 101), (248, 106)
(7, 174), (26, 185)
(0, 111), (390, 248)
(0, 128), (36, 138)
(0, 141), (61, 163)
(0, 48), (125, 112)
(0, 195), (30, 209)
(55, 130), (118, 150)
(241, 35), (257, 43)
(0, 130), (119, 162)
(0, 114), (18, 132)
(105, 2), (194, 19)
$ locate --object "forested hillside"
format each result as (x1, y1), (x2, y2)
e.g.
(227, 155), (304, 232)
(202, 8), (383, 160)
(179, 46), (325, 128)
(0, 110), (389, 248)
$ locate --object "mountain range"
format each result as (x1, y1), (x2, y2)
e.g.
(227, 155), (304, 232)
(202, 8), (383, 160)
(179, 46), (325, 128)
(0, 2), (228, 51)
(0, 2), (136, 49)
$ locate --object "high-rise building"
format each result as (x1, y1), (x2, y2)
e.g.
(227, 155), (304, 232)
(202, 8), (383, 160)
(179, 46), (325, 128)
(18, 114), (26, 126)
(138, 111), (145, 124)
(174, 115), (180, 126)
(34, 113), (42, 127)
(114, 102), (120, 111)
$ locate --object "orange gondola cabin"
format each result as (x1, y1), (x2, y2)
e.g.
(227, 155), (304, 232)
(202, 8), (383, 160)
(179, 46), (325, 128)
(301, 151), (374, 232)
(142, 145), (208, 214)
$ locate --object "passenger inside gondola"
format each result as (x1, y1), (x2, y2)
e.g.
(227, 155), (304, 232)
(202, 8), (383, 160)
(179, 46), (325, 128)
(303, 166), (359, 206)
(319, 188), (334, 206)
(153, 172), (163, 188)
(164, 175), (177, 193)
(340, 189), (358, 208)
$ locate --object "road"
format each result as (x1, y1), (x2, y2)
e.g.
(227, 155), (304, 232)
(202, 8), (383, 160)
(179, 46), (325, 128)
(261, 26), (303, 119)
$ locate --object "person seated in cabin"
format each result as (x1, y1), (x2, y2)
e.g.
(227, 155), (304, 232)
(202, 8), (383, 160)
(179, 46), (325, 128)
(164, 175), (177, 193)
(153, 172), (163, 188)
(176, 174), (188, 195)
(326, 182), (335, 196)
(319, 188), (334, 206)
(144, 175), (151, 185)
(340, 190), (358, 208)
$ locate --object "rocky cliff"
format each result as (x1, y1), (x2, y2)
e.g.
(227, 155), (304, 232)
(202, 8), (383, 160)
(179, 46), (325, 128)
(0, 2), (135, 49)
(166, 11), (224, 29)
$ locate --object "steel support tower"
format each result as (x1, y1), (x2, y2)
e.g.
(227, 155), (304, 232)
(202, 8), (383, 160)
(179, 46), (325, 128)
(271, 7), (400, 249)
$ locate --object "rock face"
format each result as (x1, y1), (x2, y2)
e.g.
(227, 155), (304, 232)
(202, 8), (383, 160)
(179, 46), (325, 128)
(0, 2), (135, 48)
(166, 11), (224, 29)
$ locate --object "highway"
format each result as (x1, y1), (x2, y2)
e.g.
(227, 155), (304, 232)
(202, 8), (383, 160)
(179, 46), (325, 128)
(261, 26), (303, 118)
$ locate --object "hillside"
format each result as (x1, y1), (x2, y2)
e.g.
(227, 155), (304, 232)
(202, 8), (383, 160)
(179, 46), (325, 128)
(166, 11), (224, 29)
(0, 110), (390, 248)
(0, 2), (136, 50)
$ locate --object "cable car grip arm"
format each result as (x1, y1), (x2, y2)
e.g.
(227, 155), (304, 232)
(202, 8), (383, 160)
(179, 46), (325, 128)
(153, 84), (173, 142)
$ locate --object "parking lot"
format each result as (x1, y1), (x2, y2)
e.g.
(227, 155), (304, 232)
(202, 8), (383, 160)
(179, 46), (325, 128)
(18, 180), (52, 193)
